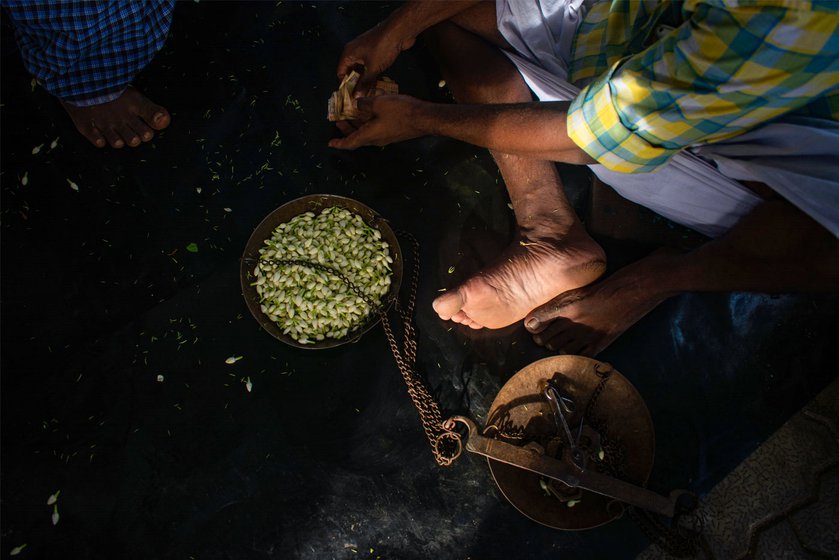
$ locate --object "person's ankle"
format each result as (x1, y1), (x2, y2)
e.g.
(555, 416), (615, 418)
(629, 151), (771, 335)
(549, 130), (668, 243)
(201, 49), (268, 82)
(517, 215), (587, 244)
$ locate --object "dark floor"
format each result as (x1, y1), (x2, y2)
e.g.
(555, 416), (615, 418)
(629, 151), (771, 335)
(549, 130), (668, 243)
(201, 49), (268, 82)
(1, 3), (837, 559)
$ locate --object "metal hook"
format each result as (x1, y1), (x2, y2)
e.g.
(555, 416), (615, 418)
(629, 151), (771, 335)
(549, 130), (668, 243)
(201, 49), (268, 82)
(544, 380), (585, 470)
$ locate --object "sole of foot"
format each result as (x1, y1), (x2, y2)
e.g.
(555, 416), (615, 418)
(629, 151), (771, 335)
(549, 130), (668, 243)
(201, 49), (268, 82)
(432, 226), (606, 330)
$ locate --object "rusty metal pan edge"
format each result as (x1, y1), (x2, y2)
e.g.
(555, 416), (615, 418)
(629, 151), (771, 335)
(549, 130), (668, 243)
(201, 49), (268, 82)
(240, 194), (403, 350)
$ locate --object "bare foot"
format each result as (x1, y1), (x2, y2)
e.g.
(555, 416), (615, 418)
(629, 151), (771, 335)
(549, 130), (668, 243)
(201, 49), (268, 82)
(524, 251), (676, 356)
(432, 225), (606, 329)
(60, 86), (170, 148)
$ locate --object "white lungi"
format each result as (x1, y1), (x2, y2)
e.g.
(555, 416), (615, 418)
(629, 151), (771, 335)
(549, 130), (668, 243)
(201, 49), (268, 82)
(496, 0), (839, 239)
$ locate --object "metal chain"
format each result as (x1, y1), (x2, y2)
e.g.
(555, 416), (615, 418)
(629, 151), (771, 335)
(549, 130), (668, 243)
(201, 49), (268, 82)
(252, 233), (461, 467)
(380, 233), (461, 466)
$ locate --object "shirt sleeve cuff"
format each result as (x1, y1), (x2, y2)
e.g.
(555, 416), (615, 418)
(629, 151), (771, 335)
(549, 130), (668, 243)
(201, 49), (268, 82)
(567, 60), (677, 174)
(62, 87), (126, 108)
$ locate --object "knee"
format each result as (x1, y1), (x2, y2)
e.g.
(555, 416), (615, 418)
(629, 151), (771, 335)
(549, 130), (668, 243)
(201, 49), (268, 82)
(421, 20), (459, 54)
(423, 24), (532, 105)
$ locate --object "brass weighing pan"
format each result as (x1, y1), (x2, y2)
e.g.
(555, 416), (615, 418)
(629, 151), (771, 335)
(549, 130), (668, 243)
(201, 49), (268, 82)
(240, 194), (403, 349)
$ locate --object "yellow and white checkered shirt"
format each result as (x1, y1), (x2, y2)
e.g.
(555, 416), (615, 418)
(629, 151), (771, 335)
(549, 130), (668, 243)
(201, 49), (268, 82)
(566, 0), (839, 173)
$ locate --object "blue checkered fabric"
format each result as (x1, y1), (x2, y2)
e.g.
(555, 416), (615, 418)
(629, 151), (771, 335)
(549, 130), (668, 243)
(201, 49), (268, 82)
(3, 0), (175, 106)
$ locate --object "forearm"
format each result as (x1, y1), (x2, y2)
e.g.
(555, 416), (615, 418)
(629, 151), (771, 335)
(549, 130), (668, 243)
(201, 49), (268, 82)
(382, 0), (483, 45)
(413, 100), (596, 164)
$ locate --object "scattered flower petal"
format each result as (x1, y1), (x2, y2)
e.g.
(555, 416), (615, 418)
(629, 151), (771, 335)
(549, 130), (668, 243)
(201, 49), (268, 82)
(244, 377), (252, 393)
(51, 505), (59, 525)
(21, 172), (28, 186)
(225, 356), (243, 364)
(67, 179), (79, 192)
(447, 266), (455, 274)
(10, 544), (27, 556)
(157, 374), (165, 383)
(49, 137), (59, 150)
(32, 144), (43, 155)
(47, 490), (60, 505)
(438, 80), (446, 88)
(223, 207), (232, 213)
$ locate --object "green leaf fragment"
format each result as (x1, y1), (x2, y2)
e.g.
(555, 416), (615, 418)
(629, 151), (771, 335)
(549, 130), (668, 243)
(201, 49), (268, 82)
(186, 243), (199, 253)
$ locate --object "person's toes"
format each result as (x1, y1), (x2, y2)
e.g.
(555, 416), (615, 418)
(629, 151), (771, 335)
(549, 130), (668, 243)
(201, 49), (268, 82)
(432, 289), (465, 321)
(532, 318), (568, 346)
(153, 109), (171, 130)
(135, 95), (170, 130)
(103, 128), (125, 148)
(545, 330), (576, 353)
(525, 291), (582, 334)
(450, 310), (470, 324)
(79, 124), (107, 148)
(130, 117), (155, 142)
(453, 312), (484, 329)
(118, 124), (141, 147)
(68, 113), (106, 147)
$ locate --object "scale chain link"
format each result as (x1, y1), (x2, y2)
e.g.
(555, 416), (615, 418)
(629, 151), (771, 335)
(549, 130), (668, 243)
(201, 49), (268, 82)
(254, 232), (461, 467)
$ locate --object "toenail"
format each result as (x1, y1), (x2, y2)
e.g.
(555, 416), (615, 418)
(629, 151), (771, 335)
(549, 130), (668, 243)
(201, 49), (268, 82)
(526, 318), (540, 330)
(153, 112), (165, 123)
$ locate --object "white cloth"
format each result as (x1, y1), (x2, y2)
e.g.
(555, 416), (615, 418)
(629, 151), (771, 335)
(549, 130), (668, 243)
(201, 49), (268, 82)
(496, 0), (839, 239)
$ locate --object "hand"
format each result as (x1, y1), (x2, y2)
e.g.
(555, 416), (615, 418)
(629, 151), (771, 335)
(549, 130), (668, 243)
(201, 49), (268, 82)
(328, 95), (426, 150)
(337, 22), (415, 93)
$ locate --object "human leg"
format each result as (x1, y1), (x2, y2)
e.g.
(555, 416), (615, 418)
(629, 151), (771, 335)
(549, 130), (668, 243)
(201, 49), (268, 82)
(7, 1), (174, 148)
(424, 13), (606, 329)
(526, 191), (839, 356)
